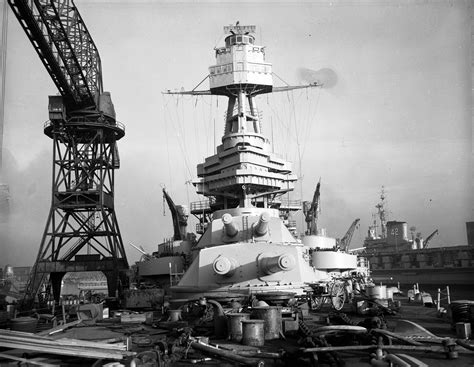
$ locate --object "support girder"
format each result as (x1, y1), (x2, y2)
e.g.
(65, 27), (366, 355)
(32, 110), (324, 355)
(35, 259), (128, 273)
(22, 123), (128, 307)
(7, 0), (101, 110)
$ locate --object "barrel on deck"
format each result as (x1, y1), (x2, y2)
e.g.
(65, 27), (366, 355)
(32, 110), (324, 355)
(241, 319), (265, 346)
(366, 285), (387, 299)
(167, 309), (182, 322)
(450, 300), (474, 329)
(251, 306), (282, 340)
(227, 313), (250, 342)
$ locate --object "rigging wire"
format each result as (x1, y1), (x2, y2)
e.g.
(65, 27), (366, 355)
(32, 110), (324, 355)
(300, 87), (321, 161)
(193, 96), (202, 161)
(161, 94), (174, 190)
(262, 86), (321, 225)
(208, 95), (213, 155)
(287, 90), (304, 213)
(173, 95), (194, 180)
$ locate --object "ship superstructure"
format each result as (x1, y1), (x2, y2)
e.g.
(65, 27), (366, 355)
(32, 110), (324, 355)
(168, 24), (359, 302)
(195, 25), (296, 211)
(361, 188), (474, 286)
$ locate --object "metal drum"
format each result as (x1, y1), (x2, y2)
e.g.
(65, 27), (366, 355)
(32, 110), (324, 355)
(227, 313), (250, 342)
(367, 285), (387, 300)
(167, 309), (182, 322)
(386, 287), (394, 300)
(241, 319), (265, 346)
(251, 306), (282, 340)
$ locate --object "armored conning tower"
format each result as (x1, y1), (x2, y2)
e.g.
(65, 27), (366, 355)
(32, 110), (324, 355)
(170, 24), (357, 303)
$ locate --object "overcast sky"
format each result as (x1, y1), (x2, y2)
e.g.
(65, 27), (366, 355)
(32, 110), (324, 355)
(0, 0), (472, 267)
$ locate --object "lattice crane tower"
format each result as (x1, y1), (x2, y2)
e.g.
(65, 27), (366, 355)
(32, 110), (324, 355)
(8, 0), (129, 306)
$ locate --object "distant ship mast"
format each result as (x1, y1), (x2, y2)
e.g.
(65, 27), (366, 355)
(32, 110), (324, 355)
(375, 186), (387, 238)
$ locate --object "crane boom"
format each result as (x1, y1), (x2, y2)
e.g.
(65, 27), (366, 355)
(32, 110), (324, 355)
(8, 0), (102, 110)
(163, 189), (188, 241)
(338, 218), (360, 252)
(303, 179), (321, 235)
(422, 229), (439, 249)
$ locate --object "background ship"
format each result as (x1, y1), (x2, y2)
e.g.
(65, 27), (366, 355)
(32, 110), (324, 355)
(358, 187), (474, 286)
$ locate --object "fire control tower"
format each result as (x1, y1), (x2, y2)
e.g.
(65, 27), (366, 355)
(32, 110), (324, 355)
(194, 24), (297, 212)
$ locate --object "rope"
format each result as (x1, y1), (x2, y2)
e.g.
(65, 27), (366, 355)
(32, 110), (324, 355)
(161, 94), (173, 189)
(300, 87), (321, 160)
(272, 72), (290, 86)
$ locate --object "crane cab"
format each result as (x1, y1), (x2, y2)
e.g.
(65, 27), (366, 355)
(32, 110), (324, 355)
(48, 95), (66, 123)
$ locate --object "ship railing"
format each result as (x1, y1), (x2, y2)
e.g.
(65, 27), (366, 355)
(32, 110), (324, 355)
(169, 263), (184, 287)
(195, 222), (208, 234)
(273, 199), (302, 210)
(190, 198), (215, 213)
(190, 200), (209, 212)
(437, 286), (451, 311)
(286, 220), (297, 228)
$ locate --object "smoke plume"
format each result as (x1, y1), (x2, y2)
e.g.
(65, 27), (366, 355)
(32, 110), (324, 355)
(298, 67), (338, 89)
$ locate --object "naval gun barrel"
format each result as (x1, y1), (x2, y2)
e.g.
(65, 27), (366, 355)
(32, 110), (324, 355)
(128, 242), (151, 257)
(213, 256), (239, 277)
(222, 213), (239, 237)
(260, 254), (296, 275)
(253, 212), (270, 237)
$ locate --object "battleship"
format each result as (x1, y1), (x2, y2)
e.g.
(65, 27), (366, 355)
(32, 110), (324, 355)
(359, 187), (474, 286)
(133, 23), (370, 306)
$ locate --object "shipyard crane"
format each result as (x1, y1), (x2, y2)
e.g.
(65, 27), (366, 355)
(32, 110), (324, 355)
(337, 218), (360, 252)
(422, 229), (439, 249)
(303, 180), (321, 235)
(163, 189), (189, 241)
(8, 0), (128, 307)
